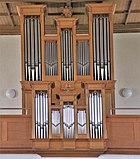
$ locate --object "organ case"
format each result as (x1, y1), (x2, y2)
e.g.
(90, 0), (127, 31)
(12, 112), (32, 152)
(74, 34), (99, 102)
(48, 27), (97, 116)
(17, 3), (116, 155)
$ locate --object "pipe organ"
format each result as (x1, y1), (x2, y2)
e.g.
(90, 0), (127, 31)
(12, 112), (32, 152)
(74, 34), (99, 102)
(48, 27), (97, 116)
(35, 91), (48, 139)
(76, 40), (90, 76)
(61, 29), (74, 81)
(45, 41), (58, 76)
(18, 3), (116, 155)
(93, 15), (111, 80)
(89, 91), (103, 139)
(24, 16), (42, 81)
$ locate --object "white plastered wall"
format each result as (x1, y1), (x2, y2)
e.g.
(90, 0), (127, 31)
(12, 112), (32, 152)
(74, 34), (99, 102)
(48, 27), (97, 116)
(114, 33), (140, 114)
(0, 35), (21, 114)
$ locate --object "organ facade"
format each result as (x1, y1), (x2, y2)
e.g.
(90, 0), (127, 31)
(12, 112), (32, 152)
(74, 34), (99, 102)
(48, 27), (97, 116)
(16, 3), (115, 154)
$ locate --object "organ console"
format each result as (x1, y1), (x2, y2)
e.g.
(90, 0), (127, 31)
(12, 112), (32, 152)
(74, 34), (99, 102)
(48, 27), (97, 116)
(17, 2), (116, 155)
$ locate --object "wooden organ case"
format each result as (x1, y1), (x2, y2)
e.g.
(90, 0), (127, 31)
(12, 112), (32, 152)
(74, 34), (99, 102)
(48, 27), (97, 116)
(17, 3), (116, 156)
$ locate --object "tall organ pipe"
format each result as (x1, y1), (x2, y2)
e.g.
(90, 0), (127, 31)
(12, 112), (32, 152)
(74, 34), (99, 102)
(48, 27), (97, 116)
(77, 41), (90, 76)
(61, 29), (74, 81)
(35, 91), (48, 139)
(77, 110), (86, 134)
(24, 16), (42, 81)
(89, 91), (103, 139)
(45, 41), (58, 76)
(52, 110), (60, 134)
(63, 102), (74, 138)
(93, 15), (111, 80)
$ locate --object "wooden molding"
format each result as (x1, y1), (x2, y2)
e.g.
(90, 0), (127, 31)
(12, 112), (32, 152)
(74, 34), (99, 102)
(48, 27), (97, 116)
(17, 5), (46, 16)
(86, 3), (116, 14)
(55, 18), (78, 28)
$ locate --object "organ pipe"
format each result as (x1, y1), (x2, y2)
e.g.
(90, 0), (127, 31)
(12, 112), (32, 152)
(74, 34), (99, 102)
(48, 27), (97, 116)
(63, 102), (74, 138)
(35, 91), (48, 139)
(61, 29), (74, 81)
(77, 41), (90, 76)
(77, 110), (86, 134)
(89, 91), (103, 139)
(45, 41), (58, 76)
(24, 16), (42, 81)
(93, 15), (111, 80)
(52, 110), (60, 134)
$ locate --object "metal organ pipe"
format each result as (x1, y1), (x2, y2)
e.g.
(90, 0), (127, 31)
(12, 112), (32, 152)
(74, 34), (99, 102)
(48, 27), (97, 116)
(24, 16), (42, 81)
(61, 29), (74, 81)
(63, 102), (74, 138)
(52, 110), (60, 134)
(89, 91), (103, 139)
(93, 15), (111, 80)
(35, 91), (48, 139)
(45, 41), (58, 76)
(77, 110), (86, 134)
(77, 41), (90, 76)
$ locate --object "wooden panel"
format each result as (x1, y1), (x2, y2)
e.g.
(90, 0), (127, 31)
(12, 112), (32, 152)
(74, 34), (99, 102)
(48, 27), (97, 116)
(128, 13), (140, 23)
(115, 0), (130, 12)
(131, 0), (140, 10)
(45, 16), (59, 25)
(0, 122), (2, 141)
(0, 16), (11, 25)
(49, 139), (63, 150)
(108, 122), (134, 140)
(33, 139), (106, 151)
(73, 15), (88, 25)
(114, 14), (126, 24)
(7, 122), (30, 140)
(76, 139), (89, 149)
(23, 91), (32, 115)
(63, 140), (75, 149)
(107, 116), (140, 148)
(0, 3), (7, 13)
(90, 140), (105, 149)
(33, 140), (49, 149)
(2, 121), (7, 141)
(8, 3), (19, 13)
(47, 7), (59, 14)
(105, 89), (115, 116)
(0, 115), (32, 148)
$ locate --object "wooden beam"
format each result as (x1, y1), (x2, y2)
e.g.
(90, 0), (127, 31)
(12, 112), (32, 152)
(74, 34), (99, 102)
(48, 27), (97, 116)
(0, 23), (140, 35)
(114, 23), (140, 33)
(0, 10), (140, 17)
(125, 0), (133, 25)
(0, 13), (18, 16)
(3, 3), (15, 27)
(0, 25), (20, 35)
(115, 10), (140, 14)
(0, 0), (104, 3)
(1, 11), (139, 16)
